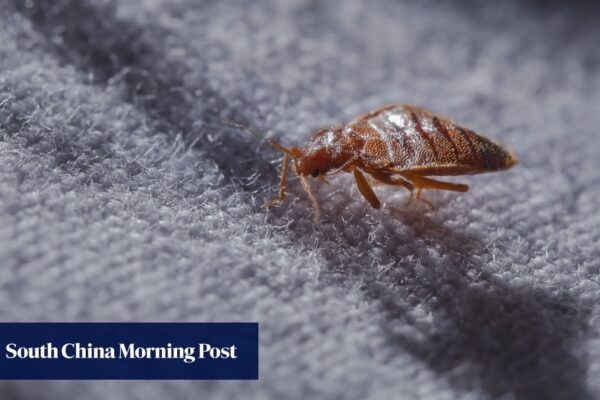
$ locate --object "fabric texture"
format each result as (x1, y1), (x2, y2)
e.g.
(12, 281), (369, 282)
(1, 1), (599, 399)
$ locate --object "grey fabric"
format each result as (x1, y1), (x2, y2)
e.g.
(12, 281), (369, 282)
(1, 0), (599, 399)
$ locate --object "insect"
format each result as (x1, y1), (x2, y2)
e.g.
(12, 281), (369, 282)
(227, 104), (517, 220)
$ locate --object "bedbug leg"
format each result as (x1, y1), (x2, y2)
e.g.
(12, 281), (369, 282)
(400, 172), (468, 208)
(317, 175), (331, 185)
(365, 171), (413, 207)
(353, 167), (381, 209)
(415, 188), (434, 209)
(299, 174), (321, 222)
(263, 153), (290, 209)
(401, 173), (469, 193)
(405, 191), (414, 206)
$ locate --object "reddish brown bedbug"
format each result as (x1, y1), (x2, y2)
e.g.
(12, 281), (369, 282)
(226, 104), (517, 220)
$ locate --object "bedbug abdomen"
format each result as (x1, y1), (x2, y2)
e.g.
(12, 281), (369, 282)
(348, 104), (517, 175)
(443, 125), (518, 173)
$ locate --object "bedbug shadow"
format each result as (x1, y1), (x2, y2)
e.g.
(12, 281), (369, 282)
(290, 204), (592, 399)
(380, 265), (591, 399)
(10, 0), (275, 187)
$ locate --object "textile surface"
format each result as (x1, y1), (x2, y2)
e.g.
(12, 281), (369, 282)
(1, 1), (599, 399)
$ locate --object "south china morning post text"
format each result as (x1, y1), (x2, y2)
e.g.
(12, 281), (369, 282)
(0, 323), (258, 379)
(5, 342), (238, 364)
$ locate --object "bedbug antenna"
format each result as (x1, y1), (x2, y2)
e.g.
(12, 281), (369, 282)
(222, 118), (264, 141)
(222, 119), (296, 158)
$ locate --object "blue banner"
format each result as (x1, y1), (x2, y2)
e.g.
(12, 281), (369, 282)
(0, 323), (258, 379)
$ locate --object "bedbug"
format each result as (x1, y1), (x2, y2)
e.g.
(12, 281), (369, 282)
(227, 104), (517, 220)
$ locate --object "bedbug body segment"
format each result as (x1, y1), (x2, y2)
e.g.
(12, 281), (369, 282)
(349, 104), (516, 175)
(257, 104), (517, 220)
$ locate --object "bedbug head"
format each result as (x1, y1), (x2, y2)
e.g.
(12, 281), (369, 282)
(295, 126), (358, 178)
(296, 147), (331, 177)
